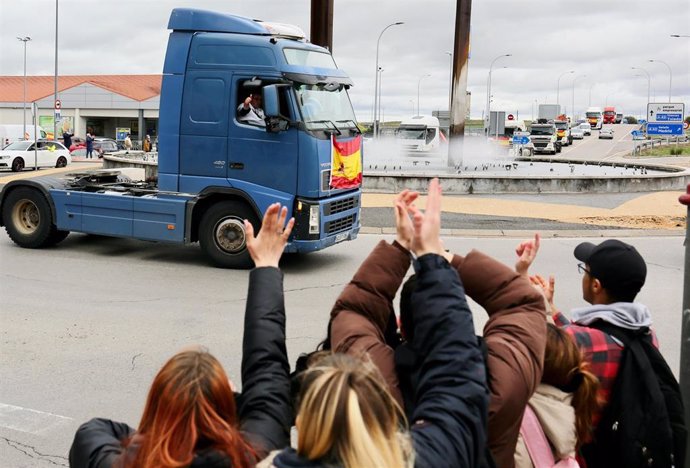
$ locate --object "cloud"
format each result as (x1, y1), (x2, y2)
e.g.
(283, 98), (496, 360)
(1, 0), (687, 121)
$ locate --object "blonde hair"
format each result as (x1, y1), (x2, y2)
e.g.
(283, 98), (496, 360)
(296, 353), (412, 468)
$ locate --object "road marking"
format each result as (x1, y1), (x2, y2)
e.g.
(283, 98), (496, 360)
(0, 403), (73, 435)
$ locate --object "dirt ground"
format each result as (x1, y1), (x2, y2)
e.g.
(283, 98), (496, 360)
(576, 215), (686, 230)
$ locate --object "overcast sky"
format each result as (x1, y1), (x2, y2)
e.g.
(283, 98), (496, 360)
(1, 0), (688, 121)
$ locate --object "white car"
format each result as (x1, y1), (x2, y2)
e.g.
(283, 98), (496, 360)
(599, 128), (615, 139)
(579, 123), (592, 136)
(571, 128), (585, 139)
(0, 140), (71, 172)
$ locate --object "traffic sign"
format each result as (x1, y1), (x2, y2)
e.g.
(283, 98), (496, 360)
(54, 110), (61, 121)
(646, 123), (683, 136)
(55, 99), (61, 110)
(507, 114), (514, 121)
(646, 103), (685, 136)
(512, 135), (529, 145)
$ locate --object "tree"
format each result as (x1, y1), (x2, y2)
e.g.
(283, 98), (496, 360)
(624, 115), (638, 124)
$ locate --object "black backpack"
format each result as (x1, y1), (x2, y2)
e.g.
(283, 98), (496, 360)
(583, 321), (687, 468)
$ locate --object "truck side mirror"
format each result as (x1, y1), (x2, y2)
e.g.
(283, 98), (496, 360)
(263, 84), (291, 133)
(263, 85), (281, 118)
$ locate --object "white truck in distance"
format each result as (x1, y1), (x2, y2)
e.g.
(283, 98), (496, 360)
(528, 120), (560, 155)
(396, 115), (442, 155)
(586, 107), (603, 130)
(538, 104), (562, 121)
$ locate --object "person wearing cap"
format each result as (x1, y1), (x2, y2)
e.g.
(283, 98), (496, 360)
(543, 239), (656, 416)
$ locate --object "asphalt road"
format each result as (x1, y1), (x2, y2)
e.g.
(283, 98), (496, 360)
(558, 123), (639, 161)
(0, 231), (685, 466)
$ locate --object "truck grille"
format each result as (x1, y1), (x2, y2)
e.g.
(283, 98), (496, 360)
(533, 141), (548, 148)
(325, 196), (359, 215)
(326, 214), (356, 234)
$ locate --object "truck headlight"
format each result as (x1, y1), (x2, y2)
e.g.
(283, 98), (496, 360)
(309, 205), (320, 234)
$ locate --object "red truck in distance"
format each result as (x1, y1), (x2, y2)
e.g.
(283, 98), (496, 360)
(603, 107), (616, 124)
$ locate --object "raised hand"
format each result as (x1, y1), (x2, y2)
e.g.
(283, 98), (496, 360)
(394, 189), (419, 251)
(530, 274), (555, 307)
(245, 203), (295, 268)
(408, 178), (443, 258)
(515, 233), (541, 276)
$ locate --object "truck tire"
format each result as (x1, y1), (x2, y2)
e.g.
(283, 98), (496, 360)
(2, 187), (62, 248)
(11, 158), (25, 172)
(556, 143), (562, 154)
(199, 200), (259, 269)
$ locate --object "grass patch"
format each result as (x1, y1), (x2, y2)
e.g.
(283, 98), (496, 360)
(638, 143), (690, 157)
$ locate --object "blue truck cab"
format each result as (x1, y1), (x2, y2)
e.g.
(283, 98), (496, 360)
(0, 8), (361, 268)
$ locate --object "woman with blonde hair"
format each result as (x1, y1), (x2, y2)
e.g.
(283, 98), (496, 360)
(69, 204), (295, 468)
(261, 179), (490, 468)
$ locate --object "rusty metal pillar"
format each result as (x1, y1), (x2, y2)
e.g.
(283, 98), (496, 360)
(310, 0), (334, 51)
(448, 0), (472, 167)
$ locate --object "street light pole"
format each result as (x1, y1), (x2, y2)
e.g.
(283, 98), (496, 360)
(486, 54), (511, 130)
(54, 0), (59, 141)
(631, 67), (651, 104)
(556, 70), (574, 106)
(417, 74), (431, 116)
(409, 99), (415, 115)
(377, 67), (384, 128)
(572, 75), (586, 120)
(373, 21), (403, 138)
(16, 36), (31, 140)
(445, 52), (453, 112)
(648, 59), (672, 102)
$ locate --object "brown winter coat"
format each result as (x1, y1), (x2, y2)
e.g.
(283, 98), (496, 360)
(329, 241), (546, 468)
(450, 251), (547, 468)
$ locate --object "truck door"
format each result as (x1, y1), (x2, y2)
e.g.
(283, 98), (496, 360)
(228, 78), (298, 196)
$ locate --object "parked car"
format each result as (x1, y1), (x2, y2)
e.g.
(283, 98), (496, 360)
(579, 123), (592, 136)
(571, 127), (585, 139)
(599, 128), (615, 139)
(0, 140), (71, 172)
(70, 137), (120, 158)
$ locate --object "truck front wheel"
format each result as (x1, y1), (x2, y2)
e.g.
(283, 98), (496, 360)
(2, 187), (66, 248)
(199, 201), (259, 269)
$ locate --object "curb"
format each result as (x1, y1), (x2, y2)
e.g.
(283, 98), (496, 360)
(359, 226), (684, 238)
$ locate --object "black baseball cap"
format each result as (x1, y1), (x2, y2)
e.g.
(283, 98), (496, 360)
(574, 239), (647, 294)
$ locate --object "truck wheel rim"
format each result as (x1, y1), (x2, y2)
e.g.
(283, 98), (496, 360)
(213, 218), (246, 254)
(12, 199), (40, 235)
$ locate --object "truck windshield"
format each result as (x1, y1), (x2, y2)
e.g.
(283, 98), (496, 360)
(530, 126), (554, 136)
(586, 112), (601, 118)
(398, 127), (426, 140)
(295, 83), (357, 130)
(554, 122), (568, 130)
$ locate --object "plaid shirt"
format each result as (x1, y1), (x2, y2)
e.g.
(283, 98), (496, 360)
(554, 310), (659, 423)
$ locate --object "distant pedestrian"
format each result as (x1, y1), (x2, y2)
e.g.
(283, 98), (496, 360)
(143, 135), (152, 152)
(85, 133), (94, 159)
(62, 130), (73, 149)
(124, 133), (133, 150)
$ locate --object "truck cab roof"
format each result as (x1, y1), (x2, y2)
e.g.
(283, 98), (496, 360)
(168, 8), (305, 39)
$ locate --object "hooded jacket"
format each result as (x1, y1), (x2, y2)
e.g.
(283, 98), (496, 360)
(514, 384), (578, 468)
(328, 241), (546, 468)
(267, 254), (489, 468)
(68, 267), (292, 468)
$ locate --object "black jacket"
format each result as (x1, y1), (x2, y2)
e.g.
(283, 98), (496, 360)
(68, 267), (292, 467)
(268, 254), (489, 468)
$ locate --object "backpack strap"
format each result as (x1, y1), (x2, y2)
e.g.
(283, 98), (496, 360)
(520, 405), (557, 468)
(587, 320), (650, 346)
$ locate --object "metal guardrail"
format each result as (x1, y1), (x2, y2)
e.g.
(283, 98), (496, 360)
(632, 135), (689, 156)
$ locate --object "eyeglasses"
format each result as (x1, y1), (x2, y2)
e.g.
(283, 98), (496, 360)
(577, 263), (591, 275)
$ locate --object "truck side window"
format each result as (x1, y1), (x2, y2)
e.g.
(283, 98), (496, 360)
(426, 128), (436, 144)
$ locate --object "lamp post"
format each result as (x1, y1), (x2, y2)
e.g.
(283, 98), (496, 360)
(486, 54), (511, 130)
(572, 75), (586, 120)
(373, 21), (403, 138)
(54, 0), (59, 141)
(556, 70), (574, 106)
(409, 99), (415, 115)
(631, 67), (651, 104)
(377, 67), (384, 128)
(16, 36), (31, 139)
(417, 74), (431, 116)
(670, 34), (690, 37)
(445, 51), (453, 112)
(648, 59), (672, 102)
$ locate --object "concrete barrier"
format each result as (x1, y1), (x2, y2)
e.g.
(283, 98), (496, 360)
(102, 151), (158, 180)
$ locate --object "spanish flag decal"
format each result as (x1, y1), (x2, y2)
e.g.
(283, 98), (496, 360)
(329, 134), (362, 189)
